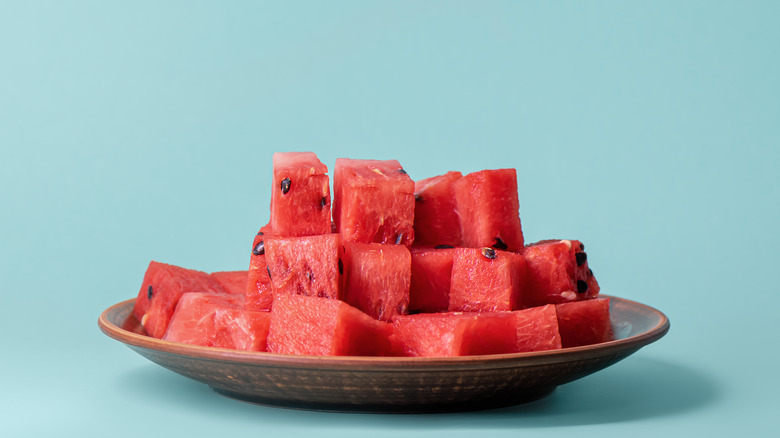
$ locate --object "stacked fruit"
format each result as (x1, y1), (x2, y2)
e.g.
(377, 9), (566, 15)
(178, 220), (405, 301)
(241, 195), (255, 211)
(132, 152), (612, 356)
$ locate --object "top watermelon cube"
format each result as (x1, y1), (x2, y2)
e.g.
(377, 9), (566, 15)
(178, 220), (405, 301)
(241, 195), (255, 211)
(333, 158), (415, 246)
(270, 152), (331, 237)
(413, 171), (463, 247)
(453, 168), (524, 252)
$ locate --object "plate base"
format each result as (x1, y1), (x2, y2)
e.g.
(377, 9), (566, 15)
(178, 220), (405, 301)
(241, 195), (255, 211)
(210, 386), (557, 413)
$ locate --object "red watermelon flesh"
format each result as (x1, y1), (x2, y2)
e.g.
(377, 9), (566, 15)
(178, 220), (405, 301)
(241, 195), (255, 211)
(245, 254), (272, 311)
(390, 313), (478, 357)
(162, 292), (244, 346)
(342, 242), (411, 322)
(212, 308), (272, 352)
(513, 305), (562, 353)
(391, 307), (562, 357)
(133, 261), (228, 338)
(390, 312), (517, 357)
(210, 270), (248, 295)
(453, 169), (524, 252)
(269, 152), (331, 237)
(556, 298), (612, 348)
(413, 171), (463, 247)
(245, 229), (273, 311)
(267, 294), (391, 356)
(448, 247), (526, 312)
(409, 246), (456, 313)
(467, 313), (518, 355)
(524, 239), (600, 307)
(333, 158), (415, 246)
(572, 241), (600, 299)
(265, 233), (341, 300)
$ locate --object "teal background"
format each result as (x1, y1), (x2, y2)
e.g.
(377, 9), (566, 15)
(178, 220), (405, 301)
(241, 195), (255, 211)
(2, 1), (778, 436)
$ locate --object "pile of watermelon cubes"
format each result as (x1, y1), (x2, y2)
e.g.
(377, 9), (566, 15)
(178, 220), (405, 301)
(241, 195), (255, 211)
(132, 152), (612, 356)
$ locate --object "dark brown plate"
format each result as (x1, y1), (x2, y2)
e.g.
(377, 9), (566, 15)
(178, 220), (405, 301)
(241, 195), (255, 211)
(98, 295), (668, 413)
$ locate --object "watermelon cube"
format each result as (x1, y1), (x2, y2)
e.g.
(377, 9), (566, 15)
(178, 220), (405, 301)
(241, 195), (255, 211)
(267, 294), (391, 356)
(390, 312), (516, 357)
(342, 242), (411, 321)
(448, 247), (526, 312)
(391, 306), (562, 357)
(524, 239), (600, 307)
(390, 313), (480, 357)
(265, 233), (341, 300)
(133, 261), (228, 338)
(453, 168), (524, 252)
(412, 171), (463, 247)
(212, 308), (272, 352)
(163, 292), (270, 351)
(512, 305), (562, 353)
(269, 152), (331, 237)
(556, 298), (612, 348)
(245, 229), (273, 311)
(333, 158), (415, 246)
(409, 246), (456, 313)
(210, 270), (248, 295)
(162, 292), (245, 346)
(465, 313), (519, 356)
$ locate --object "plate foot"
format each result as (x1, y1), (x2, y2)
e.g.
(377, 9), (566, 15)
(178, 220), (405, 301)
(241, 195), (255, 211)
(210, 385), (557, 413)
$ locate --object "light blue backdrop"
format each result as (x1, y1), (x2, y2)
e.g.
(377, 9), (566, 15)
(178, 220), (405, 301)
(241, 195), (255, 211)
(2, 1), (778, 437)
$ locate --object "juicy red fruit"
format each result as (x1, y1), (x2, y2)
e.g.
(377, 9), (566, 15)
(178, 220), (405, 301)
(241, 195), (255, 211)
(210, 270), (248, 295)
(265, 233), (341, 300)
(333, 158), (415, 246)
(133, 261), (228, 338)
(408, 246), (456, 313)
(342, 242), (411, 322)
(162, 292), (244, 346)
(267, 294), (391, 356)
(413, 171), (463, 247)
(556, 298), (612, 348)
(524, 239), (600, 307)
(453, 168), (524, 252)
(269, 152), (331, 237)
(448, 247), (526, 312)
(245, 226), (273, 311)
(512, 305), (562, 353)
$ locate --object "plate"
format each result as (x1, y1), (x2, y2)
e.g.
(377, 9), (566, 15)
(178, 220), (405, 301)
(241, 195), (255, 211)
(98, 295), (669, 413)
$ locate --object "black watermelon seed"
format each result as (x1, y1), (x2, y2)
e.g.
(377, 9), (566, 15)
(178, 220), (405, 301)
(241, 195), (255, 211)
(395, 234), (403, 244)
(481, 247), (497, 259)
(577, 280), (588, 293)
(398, 169), (407, 175)
(252, 240), (265, 256)
(319, 196), (327, 209)
(588, 268), (594, 277)
(256, 231), (264, 236)
(575, 252), (587, 266)
(579, 243), (585, 251)
(338, 259), (344, 275)
(492, 237), (508, 250)
(147, 285), (153, 300)
(266, 266), (272, 280)
(435, 244), (454, 249)
(280, 177), (291, 194)
(415, 194), (423, 202)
